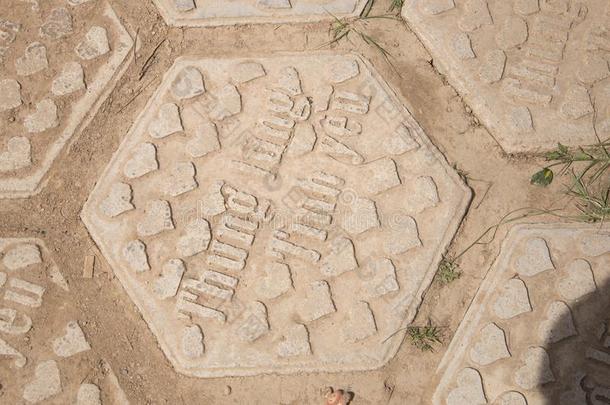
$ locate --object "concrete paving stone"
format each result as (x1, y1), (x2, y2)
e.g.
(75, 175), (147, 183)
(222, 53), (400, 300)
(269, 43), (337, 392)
(433, 223), (610, 404)
(81, 52), (470, 377)
(152, 0), (369, 26)
(0, 0), (133, 198)
(402, 0), (610, 153)
(0, 238), (129, 403)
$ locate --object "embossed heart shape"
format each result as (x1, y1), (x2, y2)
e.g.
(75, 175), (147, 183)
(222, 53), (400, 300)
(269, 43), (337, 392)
(0, 136), (31, 172)
(24, 99), (59, 133)
(514, 237), (554, 277)
(538, 301), (577, 344)
(23, 360), (61, 403)
(149, 103), (183, 139)
(446, 367), (487, 405)
(469, 323), (511, 366)
(100, 182), (134, 218)
(492, 278), (531, 319)
(492, 391), (527, 405)
(557, 259), (597, 300)
(123, 142), (158, 179)
(514, 347), (555, 390)
(52, 320), (90, 357)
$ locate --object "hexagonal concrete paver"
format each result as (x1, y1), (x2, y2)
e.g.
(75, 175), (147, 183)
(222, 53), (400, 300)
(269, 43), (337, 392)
(0, 238), (129, 403)
(152, 0), (369, 26)
(81, 52), (471, 377)
(433, 223), (610, 404)
(0, 0), (133, 198)
(402, 0), (610, 153)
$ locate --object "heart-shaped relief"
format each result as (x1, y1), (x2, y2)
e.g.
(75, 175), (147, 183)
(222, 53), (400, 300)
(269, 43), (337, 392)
(123, 142), (158, 179)
(52, 61), (85, 96)
(186, 120), (220, 158)
(76, 26), (110, 60)
(470, 323), (511, 366)
(165, 161), (197, 197)
(492, 278), (532, 319)
(171, 66), (205, 100)
(177, 218), (211, 257)
(24, 99), (59, 133)
(579, 233), (610, 257)
(277, 323), (311, 358)
(255, 262), (293, 299)
(514, 347), (555, 390)
(514, 237), (555, 277)
(0, 79), (22, 112)
(137, 200), (174, 237)
(100, 182), (134, 218)
(0, 137), (31, 172)
(149, 103), (183, 139)
(557, 259), (597, 301)
(538, 301), (577, 344)
(15, 42), (48, 76)
(52, 320), (91, 357)
(446, 367), (487, 405)
(492, 391), (527, 405)
(23, 360), (61, 403)
(123, 239), (150, 273)
(181, 324), (204, 359)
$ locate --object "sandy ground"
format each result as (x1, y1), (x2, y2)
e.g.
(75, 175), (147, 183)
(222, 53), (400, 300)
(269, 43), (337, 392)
(0, 0), (587, 403)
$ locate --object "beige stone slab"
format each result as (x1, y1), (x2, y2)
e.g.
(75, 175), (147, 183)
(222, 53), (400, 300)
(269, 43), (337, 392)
(0, 238), (129, 404)
(153, 0), (369, 27)
(433, 223), (610, 404)
(0, 1), (133, 198)
(81, 52), (471, 377)
(402, 0), (610, 153)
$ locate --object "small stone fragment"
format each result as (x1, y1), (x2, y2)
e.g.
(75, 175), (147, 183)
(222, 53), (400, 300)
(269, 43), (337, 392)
(52, 62), (85, 96)
(166, 161), (197, 197)
(182, 324), (204, 358)
(154, 259), (185, 299)
(493, 278), (532, 319)
(469, 323), (511, 366)
(0, 137), (31, 172)
(24, 99), (59, 133)
(23, 360), (61, 403)
(40, 7), (73, 39)
(76, 383), (102, 405)
(123, 142), (158, 179)
(2, 243), (41, 270)
(100, 182), (134, 217)
(123, 240), (150, 272)
(495, 16), (528, 50)
(277, 324), (311, 357)
(177, 218), (211, 257)
(479, 50), (506, 84)
(514, 347), (555, 389)
(0, 79), (22, 112)
(15, 42), (48, 76)
(76, 26), (110, 60)
(172, 66), (205, 99)
(137, 200), (174, 237)
(231, 62), (266, 84)
(150, 103), (183, 139)
(453, 33), (475, 60)
(82, 255), (95, 278)
(52, 320), (91, 357)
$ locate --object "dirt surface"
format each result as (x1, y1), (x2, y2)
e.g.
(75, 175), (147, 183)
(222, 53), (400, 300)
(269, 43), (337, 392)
(0, 0), (597, 403)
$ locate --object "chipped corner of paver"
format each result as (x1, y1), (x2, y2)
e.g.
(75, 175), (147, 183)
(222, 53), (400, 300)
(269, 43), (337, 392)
(152, 0), (369, 26)
(0, 1), (134, 199)
(82, 51), (470, 377)
(401, 0), (610, 153)
(433, 222), (610, 405)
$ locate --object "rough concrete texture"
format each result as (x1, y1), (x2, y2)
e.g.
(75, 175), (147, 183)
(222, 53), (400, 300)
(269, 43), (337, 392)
(81, 53), (471, 377)
(0, 238), (129, 404)
(153, 0), (369, 27)
(402, 0), (610, 153)
(0, 0), (133, 198)
(433, 223), (610, 404)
